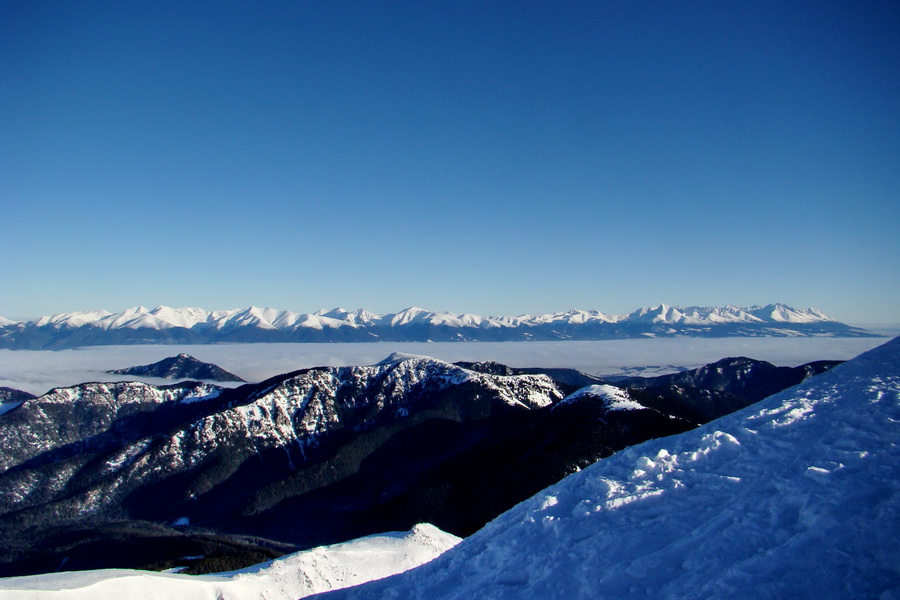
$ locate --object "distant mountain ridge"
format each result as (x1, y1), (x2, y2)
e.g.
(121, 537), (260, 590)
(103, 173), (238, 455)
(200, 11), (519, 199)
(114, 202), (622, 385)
(0, 303), (878, 349)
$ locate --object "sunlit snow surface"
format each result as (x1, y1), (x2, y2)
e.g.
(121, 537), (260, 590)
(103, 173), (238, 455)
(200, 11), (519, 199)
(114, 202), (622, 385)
(0, 524), (460, 600)
(320, 337), (900, 600)
(558, 384), (646, 411)
(0, 337), (886, 395)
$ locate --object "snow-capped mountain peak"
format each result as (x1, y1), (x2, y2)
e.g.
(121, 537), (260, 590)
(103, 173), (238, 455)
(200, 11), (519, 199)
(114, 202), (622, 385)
(560, 384), (647, 411)
(0, 304), (875, 349)
(32, 308), (114, 329)
(389, 307), (432, 326)
(754, 303), (834, 323)
(377, 352), (435, 366)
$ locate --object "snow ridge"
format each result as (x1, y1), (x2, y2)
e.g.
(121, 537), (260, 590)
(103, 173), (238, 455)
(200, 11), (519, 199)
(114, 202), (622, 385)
(0, 355), (562, 516)
(0, 380), (224, 472)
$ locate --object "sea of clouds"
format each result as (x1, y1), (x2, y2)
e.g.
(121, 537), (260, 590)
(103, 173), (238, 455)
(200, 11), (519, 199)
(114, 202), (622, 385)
(0, 337), (891, 396)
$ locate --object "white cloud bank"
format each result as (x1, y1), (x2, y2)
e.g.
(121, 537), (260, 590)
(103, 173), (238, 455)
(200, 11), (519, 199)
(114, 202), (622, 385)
(0, 337), (888, 396)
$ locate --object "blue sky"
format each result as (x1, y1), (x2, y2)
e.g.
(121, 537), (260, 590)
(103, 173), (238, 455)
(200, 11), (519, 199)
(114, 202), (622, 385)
(2, 1), (898, 324)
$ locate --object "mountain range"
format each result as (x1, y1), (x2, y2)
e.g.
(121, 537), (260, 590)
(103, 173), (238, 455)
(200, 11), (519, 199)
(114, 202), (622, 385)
(0, 352), (838, 577)
(0, 304), (878, 349)
(1, 340), (895, 599)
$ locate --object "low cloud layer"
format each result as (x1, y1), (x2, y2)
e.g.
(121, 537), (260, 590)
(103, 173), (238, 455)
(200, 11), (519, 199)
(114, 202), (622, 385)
(0, 337), (888, 396)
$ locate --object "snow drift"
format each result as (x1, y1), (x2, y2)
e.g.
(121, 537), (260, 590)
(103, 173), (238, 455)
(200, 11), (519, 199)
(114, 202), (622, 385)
(320, 337), (900, 599)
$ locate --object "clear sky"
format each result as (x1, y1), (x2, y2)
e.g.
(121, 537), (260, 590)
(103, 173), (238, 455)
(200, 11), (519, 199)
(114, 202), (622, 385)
(2, 1), (898, 324)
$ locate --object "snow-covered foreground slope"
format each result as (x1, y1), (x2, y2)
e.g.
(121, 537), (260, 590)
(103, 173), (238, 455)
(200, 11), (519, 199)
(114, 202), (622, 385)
(321, 337), (900, 600)
(0, 524), (459, 600)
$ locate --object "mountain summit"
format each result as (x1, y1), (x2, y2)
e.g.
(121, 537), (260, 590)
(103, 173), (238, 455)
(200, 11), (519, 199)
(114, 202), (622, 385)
(108, 353), (246, 382)
(0, 304), (877, 349)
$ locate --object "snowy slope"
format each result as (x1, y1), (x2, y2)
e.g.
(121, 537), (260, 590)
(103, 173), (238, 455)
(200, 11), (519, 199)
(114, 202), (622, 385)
(321, 337), (900, 600)
(0, 524), (459, 600)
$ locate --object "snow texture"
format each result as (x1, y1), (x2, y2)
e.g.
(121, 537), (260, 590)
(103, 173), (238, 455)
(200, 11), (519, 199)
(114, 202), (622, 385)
(0, 524), (460, 600)
(321, 337), (900, 600)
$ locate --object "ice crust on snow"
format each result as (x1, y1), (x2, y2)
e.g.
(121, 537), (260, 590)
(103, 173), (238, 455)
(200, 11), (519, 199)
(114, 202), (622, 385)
(0, 524), (460, 600)
(323, 337), (900, 600)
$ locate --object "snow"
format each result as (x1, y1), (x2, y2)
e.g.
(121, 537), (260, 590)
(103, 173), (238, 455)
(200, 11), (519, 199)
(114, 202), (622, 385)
(560, 384), (646, 411)
(179, 388), (222, 404)
(0, 524), (460, 600)
(296, 314), (357, 330)
(227, 306), (281, 330)
(32, 309), (113, 329)
(376, 352), (436, 365)
(523, 309), (619, 326)
(4, 303), (844, 334)
(321, 337), (900, 599)
(761, 303), (833, 323)
(617, 303), (842, 327)
(388, 307), (431, 327)
(108, 306), (213, 330)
